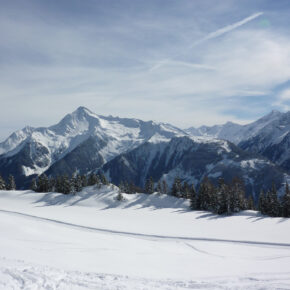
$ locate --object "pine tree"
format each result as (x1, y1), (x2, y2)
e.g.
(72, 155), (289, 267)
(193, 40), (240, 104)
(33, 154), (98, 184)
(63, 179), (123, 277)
(171, 177), (182, 197)
(229, 178), (246, 213)
(145, 177), (154, 194)
(215, 178), (227, 214)
(88, 173), (98, 186)
(282, 183), (290, 217)
(62, 175), (71, 194)
(189, 184), (197, 210)
(7, 175), (16, 190)
(42, 174), (49, 192)
(162, 180), (168, 195)
(247, 193), (255, 210)
(258, 189), (266, 214)
(182, 182), (191, 199)
(55, 176), (63, 193)
(95, 174), (102, 189)
(49, 177), (56, 192)
(198, 177), (214, 211)
(70, 176), (76, 194)
(30, 178), (37, 192)
(74, 174), (83, 192)
(156, 180), (162, 194)
(266, 182), (279, 217)
(124, 181), (130, 194)
(100, 174), (109, 186)
(119, 181), (125, 193)
(0, 175), (6, 190)
(116, 187), (124, 201)
(81, 175), (87, 187)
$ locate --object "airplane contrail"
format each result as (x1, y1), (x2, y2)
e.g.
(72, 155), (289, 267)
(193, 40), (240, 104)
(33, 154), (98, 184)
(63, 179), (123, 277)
(150, 12), (264, 71)
(192, 12), (264, 47)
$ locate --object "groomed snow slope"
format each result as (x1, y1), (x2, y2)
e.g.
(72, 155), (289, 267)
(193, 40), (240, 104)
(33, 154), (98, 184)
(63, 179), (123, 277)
(0, 186), (290, 289)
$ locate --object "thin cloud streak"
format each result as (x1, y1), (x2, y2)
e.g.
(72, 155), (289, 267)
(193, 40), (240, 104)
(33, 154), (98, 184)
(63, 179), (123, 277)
(150, 12), (264, 71)
(192, 12), (264, 46)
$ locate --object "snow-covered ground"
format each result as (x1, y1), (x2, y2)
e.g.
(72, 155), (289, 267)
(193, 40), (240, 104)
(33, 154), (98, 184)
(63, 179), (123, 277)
(0, 186), (290, 289)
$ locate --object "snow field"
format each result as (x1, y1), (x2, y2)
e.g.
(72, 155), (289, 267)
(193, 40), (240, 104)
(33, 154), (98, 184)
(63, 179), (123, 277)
(0, 186), (290, 289)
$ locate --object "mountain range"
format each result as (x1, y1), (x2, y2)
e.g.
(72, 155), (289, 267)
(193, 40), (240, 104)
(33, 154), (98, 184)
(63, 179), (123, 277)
(0, 107), (290, 198)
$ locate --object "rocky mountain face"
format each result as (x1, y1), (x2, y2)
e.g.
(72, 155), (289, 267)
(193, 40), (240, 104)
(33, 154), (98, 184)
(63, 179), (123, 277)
(0, 107), (289, 196)
(186, 110), (290, 173)
(0, 107), (185, 187)
(102, 136), (288, 198)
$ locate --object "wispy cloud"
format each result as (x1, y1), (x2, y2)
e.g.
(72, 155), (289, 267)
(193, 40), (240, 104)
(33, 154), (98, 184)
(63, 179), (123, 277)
(150, 12), (264, 71)
(191, 12), (264, 47)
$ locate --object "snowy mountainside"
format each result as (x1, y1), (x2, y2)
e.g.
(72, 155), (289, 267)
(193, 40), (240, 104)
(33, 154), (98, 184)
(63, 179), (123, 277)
(102, 136), (288, 197)
(186, 110), (290, 172)
(0, 107), (186, 185)
(239, 111), (290, 171)
(185, 110), (283, 144)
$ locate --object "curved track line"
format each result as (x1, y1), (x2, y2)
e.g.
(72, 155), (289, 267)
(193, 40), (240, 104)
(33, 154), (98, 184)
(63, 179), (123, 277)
(0, 209), (290, 248)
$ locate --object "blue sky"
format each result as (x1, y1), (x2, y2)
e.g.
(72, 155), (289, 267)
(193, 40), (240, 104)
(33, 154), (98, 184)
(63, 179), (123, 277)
(1, 0), (290, 140)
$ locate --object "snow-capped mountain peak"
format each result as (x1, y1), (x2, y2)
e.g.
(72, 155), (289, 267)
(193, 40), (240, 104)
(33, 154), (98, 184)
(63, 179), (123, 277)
(0, 107), (187, 179)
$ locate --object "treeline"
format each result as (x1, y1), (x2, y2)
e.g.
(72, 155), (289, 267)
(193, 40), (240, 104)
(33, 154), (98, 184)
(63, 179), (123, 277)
(0, 174), (16, 190)
(30, 173), (109, 194)
(2, 171), (290, 218)
(138, 176), (290, 218)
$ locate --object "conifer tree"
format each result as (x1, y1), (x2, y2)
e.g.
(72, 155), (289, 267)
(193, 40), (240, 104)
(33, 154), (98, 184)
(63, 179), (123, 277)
(182, 182), (191, 199)
(30, 178), (37, 192)
(62, 175), (71, 194)
(49, 177), (56, 192)
(215, 178), (227, 214)
(88, 173), (98, 186)
(266, 182), (279, 217)
(189, 184), (197, 210)
(74, 174), (83, 192)
(55, 176), (63, 193)
(171, 177), (182, 197)
(100, 174), (108, 186)
(0, 175), (6, 190)
(42, 174), (49, 192)
(119, 181), (125, 193)
(162, 180), (168, 195)
(258, 189), (266, 214)
(7, 175), (16, 190)
(145, 177), (154, 194)
(282, 183), (290, 217)
(81, 175), (87, 187)
(156, 180), (162, 194)
(247, 193), (255, 210)
(198, 177), (214, 211)
(116, 187), (124, 201)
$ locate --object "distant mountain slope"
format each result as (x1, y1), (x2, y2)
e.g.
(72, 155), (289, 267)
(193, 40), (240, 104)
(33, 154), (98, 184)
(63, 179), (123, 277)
(102, 136), (289, 198)
(0, 107), (186, 186)
(186, 110), (290, 172)
(185, 110), (283, 144)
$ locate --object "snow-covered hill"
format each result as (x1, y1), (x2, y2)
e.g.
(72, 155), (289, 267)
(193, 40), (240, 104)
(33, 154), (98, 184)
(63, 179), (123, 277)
(0, 187), (289, 289)
(0, 107), (186, 185)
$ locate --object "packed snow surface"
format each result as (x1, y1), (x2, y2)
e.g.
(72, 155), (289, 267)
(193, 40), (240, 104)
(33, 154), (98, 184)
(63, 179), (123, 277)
(0, 186), (290, 289)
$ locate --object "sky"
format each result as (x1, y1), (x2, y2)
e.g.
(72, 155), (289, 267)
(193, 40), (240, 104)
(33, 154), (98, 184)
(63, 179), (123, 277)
(1, 0), (290, 140)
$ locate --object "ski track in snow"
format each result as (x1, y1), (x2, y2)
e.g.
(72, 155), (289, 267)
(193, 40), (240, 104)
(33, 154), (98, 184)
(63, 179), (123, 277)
(1, 209), (290, 249)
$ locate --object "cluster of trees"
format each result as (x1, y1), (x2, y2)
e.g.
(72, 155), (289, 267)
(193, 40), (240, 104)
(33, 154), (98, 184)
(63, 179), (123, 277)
(142, 176), (290, 217)
(258, 183), (290, 217)
(0, 174), (16, 191)
(188, 177), (254, 215)
(31, 173), (109, 194)
(2, 171), (290, 218)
